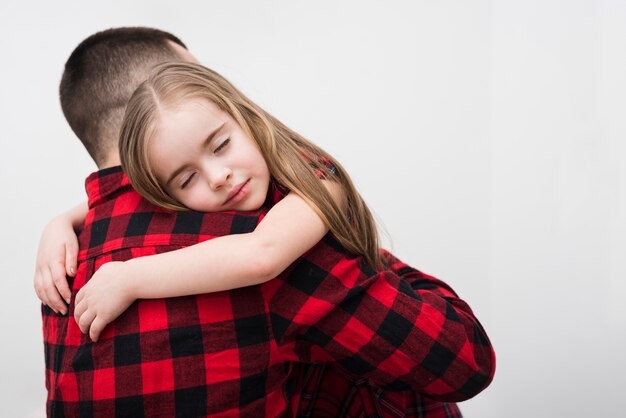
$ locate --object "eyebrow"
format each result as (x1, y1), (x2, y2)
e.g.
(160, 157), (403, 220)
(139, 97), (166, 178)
(165, 122), (226, 186)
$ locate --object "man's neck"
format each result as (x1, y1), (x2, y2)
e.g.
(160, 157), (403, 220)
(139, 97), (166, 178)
(98, 153), (121, 170)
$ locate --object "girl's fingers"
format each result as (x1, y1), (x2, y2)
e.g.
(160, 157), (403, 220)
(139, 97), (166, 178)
(51, 261), (72, 305)
(77, 308), (96, 335)
(65, 242), (78, 278)
(74, 297), (87, 325)
(43, 267), (66, 315)
(90, 317), (108, 342)
(75, 287), (84, 306)
(34, 269), (45, 305)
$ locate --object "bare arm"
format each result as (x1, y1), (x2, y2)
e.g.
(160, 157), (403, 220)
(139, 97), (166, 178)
(65, 201), (89, 230)
(34, 201), (88, 313)
(74, 181), (345, 340)
(131, 188), (338, 297)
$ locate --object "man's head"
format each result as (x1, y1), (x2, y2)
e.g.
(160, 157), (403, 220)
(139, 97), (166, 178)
(60, 27), (197, 168)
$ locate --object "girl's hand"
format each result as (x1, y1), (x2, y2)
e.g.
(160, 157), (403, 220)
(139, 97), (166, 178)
(34, 215), (78, 315)
(74, 261), (137, 342)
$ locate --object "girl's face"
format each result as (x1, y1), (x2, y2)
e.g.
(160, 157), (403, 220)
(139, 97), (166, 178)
(149, 98), (271, 212)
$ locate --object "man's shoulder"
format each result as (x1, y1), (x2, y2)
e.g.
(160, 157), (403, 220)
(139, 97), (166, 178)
(78, 191), (268, 261)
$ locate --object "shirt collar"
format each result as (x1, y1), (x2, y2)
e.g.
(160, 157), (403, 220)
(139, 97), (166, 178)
(84, 165), (133, 209)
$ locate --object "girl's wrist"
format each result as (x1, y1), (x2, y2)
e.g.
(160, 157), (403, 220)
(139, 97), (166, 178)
(121, 259), (143, 300)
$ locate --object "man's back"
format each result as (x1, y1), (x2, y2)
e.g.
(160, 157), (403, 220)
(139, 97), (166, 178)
(44, 167), (290, 416)
(43, 167), (493, 417)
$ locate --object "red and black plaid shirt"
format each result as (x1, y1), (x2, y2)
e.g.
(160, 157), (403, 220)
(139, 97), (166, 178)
(294, 362), (462, 417)
(43, 166), (494, 417)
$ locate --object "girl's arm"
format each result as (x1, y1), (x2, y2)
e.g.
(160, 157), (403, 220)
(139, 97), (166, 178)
(34, 201), (88, 314)
(136, 184), (343, 295)
(74, 181), (345, 341)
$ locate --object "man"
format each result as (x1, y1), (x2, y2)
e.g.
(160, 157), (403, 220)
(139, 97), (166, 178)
(40, 27), (493, 417)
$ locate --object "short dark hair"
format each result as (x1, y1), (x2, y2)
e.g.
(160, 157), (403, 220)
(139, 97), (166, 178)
(60, 27), (188, 166)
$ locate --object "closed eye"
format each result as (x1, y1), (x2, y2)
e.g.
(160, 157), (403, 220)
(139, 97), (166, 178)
(214, 138), (230, 153)
(181, 172), (195, 189)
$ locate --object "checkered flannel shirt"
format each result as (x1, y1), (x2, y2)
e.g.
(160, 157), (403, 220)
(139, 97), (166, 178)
(42, 166), (494, 417)
(294, 362), (462, 418)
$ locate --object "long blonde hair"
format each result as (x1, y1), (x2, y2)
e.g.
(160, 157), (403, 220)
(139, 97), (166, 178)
(119, 62), (383, 269)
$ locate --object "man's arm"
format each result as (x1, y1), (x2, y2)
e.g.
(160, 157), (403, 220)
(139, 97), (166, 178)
(266, 241), (495, 402)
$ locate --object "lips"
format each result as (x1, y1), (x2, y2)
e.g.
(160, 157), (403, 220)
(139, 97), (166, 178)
(223, 179), (250, 206)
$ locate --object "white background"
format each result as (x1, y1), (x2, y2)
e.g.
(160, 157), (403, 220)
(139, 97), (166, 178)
(1, 1), (624, 417)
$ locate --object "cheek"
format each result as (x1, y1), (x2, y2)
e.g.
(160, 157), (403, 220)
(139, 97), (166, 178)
(252, 151), (270, 177)
(187, 186), (225, 212)
(251, 157), (270, 190)
(185, 191), (212, 211)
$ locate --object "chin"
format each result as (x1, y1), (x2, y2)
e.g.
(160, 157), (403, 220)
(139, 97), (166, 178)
(245, 198), (264, 211)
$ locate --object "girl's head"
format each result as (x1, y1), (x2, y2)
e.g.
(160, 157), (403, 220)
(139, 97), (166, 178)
(127, 94), (271, 212)
(120, 62), (383, 269)
(119, 63), (275, 212)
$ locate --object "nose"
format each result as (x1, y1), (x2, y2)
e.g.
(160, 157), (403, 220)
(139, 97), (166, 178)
(204, 164), (231, 191)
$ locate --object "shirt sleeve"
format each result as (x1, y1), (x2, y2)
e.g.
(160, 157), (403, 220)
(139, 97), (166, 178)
(266, 239), (495, 402)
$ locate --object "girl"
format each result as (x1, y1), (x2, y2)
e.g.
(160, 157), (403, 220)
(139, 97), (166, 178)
(46, 62), (385, 341)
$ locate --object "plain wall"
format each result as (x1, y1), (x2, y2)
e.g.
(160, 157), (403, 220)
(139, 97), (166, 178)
(1, 1), (623, 417)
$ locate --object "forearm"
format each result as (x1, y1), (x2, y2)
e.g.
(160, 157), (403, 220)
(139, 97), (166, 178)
(272, 252), (495, 401)
(381, 250), (495, 396)
(126, 192), (330, 299)
(63, 201), (89, 230)
(126, 232), (277, 299)
(370, 269), (495, 400)
(381, 249), (459, 298)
